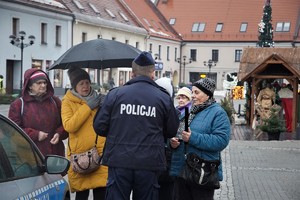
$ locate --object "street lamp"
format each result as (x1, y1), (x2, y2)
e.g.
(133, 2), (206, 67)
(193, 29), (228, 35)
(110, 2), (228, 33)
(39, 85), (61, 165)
(177, 56), (192, 83)
(203, 59), (216, 77)
(9, 31), (35, 94)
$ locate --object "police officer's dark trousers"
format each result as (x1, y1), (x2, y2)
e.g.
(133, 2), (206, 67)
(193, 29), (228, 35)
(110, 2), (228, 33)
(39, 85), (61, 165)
(105, 167), (159, 200)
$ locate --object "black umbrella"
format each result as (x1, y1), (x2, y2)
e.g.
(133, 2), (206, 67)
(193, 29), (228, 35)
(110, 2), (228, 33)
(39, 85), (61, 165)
(49, 39), (142, 70)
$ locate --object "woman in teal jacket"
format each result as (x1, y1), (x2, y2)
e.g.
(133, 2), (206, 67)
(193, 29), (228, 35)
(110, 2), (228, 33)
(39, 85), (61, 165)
(170, 78), (231, 200)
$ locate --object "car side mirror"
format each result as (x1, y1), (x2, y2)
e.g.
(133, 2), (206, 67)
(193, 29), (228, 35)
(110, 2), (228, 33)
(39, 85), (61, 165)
(45, 155), (70, 175)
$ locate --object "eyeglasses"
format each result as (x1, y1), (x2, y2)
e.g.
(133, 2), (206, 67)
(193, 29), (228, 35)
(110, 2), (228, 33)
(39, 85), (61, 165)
(35, 81), (47, 85)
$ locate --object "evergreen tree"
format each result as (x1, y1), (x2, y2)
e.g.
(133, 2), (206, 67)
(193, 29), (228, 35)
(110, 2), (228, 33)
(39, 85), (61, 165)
(258, 0), (274, 47)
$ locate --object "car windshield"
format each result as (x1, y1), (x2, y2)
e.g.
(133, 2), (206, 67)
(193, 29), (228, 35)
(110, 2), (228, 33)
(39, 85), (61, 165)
(0, 118), (42, 181)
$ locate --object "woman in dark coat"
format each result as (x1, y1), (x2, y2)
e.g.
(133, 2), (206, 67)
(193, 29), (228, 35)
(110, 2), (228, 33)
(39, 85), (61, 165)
(8, 68), (68, 156)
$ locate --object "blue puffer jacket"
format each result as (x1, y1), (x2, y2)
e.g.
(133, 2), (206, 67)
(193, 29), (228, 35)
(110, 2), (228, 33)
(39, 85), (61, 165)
(170, 103), (231, 181)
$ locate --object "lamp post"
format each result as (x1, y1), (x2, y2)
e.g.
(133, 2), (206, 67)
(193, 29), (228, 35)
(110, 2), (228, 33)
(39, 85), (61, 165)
(203, 59), (216, 78)
(9, 31), (35, 94)
(177, 56), (192, 83)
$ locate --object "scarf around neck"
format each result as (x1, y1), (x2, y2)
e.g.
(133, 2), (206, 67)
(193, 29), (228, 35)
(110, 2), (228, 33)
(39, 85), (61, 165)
(177, 97), (216, 139)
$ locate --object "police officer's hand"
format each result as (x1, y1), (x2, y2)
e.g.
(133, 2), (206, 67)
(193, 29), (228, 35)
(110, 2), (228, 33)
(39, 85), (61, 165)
(170, 137), (180, 148)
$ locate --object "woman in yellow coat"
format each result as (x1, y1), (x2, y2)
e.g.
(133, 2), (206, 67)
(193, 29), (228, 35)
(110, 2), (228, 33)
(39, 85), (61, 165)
(61, 67), (108, 200)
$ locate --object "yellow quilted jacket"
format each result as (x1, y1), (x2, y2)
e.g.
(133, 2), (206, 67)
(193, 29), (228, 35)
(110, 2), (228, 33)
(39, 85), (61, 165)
(61, 90), (108, 192)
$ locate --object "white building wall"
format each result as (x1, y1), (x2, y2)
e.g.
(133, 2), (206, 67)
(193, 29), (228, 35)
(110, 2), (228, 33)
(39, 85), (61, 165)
(0, 1), (72, 94)
(183, 42), (256, 90)
(70, 21), (147, 88)
(147, 37), (181, 87)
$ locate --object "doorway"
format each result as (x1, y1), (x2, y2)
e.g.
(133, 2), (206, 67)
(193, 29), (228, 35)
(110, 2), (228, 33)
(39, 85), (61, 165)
(6, 60), (14, 94)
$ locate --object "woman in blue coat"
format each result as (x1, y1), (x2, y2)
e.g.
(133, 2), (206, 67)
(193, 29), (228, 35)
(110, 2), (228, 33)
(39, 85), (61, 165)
(170, 78), (231, 200)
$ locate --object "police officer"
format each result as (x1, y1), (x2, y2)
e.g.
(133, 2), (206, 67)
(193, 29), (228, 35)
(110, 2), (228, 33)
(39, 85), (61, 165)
(93, 51), (179, 200)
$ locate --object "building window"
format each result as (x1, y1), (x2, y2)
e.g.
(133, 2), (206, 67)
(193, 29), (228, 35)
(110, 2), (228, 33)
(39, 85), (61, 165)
(174, 47), (177, 62)
(240, 23), (247, 32)
(192, 23), (198, 32)
(88, 3), (99, 14)
(235, 50), (242, 62)
(191, 49), (197, 61)
(125, 39), (129, 44)
(151, 20), (161, 30)
(105, 8), (116, 18)
(169, 18), (176, 25)
(212, 49), (219, 62)
(89, 69), (95, 83)
(41, 23), (47, 44)
(136, 42), (139, 49)
(158, 45), (161, 60)
(32, 59), (42, 69)
(192, 23), (205, 32)
(55, 25), (61, 46)
(54, 69), (63, 88)
(143, 18), (152, 28)
(215, 23), (223, 32)
(73, 0), (84, 10)
(149, 43), (152, 53)
(119, 11), (129, 22)
(45, 60), (51, 72)
(275, 22), (290, 32)
(167, 46), (170, 61)
(159, 21), (168, 31)
(82, 32), (87, 42)
(12, 18), (20, 36)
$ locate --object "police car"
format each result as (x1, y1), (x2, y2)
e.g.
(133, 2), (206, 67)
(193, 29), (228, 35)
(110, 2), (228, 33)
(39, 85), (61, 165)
(0, 114), (70, 200)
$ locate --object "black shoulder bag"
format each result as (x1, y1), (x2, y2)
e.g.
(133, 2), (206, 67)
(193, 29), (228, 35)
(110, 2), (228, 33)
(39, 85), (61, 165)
(179, 107), (220, 189)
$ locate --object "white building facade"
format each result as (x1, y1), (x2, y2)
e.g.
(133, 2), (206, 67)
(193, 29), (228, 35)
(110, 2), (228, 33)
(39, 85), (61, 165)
(0, 0), (73, 94)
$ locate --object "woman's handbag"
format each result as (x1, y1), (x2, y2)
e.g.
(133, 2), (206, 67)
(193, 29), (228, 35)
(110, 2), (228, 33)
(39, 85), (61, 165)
(180, 152), (220, 189)
(68, 135), (102, 174)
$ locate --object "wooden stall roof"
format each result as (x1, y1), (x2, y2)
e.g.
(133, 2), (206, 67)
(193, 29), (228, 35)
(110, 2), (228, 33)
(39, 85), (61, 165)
(238, 47), (300, 81)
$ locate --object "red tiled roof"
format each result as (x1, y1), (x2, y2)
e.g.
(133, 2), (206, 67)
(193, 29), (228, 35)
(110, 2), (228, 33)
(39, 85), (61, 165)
(156, 0), (300, 42)
(60, 0), (141, 27)
(122, 0), (181, 41)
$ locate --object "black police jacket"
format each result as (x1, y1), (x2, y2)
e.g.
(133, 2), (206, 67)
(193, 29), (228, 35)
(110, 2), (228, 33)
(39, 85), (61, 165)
(93, 76), (179, 171)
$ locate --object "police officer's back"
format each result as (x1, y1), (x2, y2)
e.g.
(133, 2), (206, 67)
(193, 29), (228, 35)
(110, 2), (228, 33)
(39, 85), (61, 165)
(93, 52), (179, 200)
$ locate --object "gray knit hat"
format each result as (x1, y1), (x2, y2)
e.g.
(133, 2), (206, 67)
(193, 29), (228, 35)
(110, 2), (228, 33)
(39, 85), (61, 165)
(193, 78), (216, 97)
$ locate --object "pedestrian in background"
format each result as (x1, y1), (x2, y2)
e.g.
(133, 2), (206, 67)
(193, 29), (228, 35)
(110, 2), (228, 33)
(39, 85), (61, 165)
(155, 77), (176, 200)
(170, 78), (231, 200)
(175, 87), (192, 126)
(61, 67), (107, 200)
(155, 76), (174, 100)
(93, 51), (179, 200)
(8, 68), (68, 157)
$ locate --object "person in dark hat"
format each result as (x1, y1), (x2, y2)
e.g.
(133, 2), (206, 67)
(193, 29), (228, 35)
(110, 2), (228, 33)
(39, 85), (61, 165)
(61, 66), (107, 200)
(9, 68), (68, 158)
(93, 51), (179, 200)
(169, 77), (231, 200)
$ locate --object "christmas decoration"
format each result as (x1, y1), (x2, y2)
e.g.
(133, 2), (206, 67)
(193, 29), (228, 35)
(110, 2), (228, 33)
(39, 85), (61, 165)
(257, 0), (274, 47)
(257, 105), (286, 140)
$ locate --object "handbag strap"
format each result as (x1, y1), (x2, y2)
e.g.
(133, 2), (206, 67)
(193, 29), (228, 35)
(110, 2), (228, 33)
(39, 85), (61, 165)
(68, 134), (99, 154)
(183, 143), (221, 162)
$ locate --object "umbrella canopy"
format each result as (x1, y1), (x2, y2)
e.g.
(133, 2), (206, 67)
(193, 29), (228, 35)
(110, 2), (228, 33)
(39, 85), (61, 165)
(49, 39), (142, 70)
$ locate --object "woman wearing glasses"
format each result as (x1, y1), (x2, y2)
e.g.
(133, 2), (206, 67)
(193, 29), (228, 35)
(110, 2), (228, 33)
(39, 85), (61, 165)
(9, 68), (68, 157)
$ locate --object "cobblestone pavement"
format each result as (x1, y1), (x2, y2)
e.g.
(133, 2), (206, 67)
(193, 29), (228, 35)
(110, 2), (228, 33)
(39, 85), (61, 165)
(1, 103), (300, 200)
(215, 140), (300, 200)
